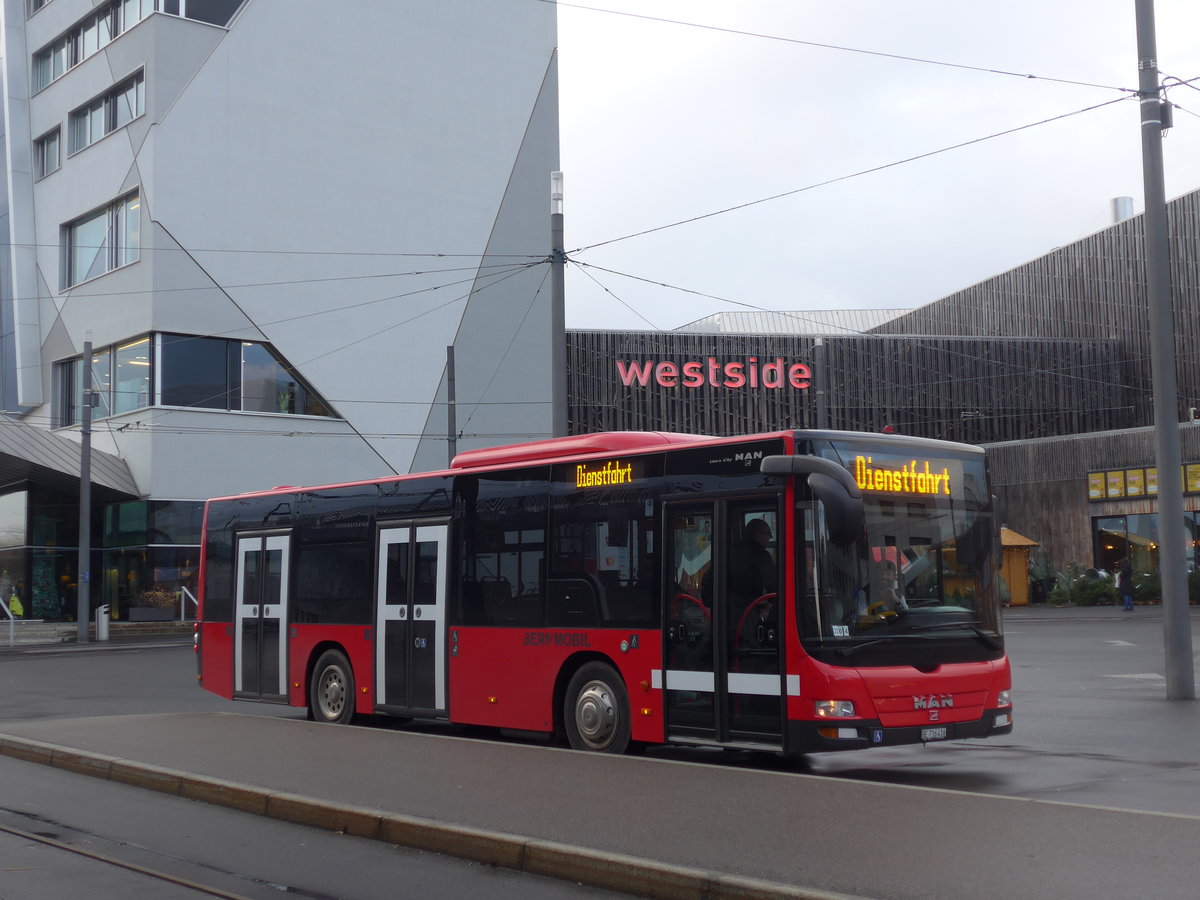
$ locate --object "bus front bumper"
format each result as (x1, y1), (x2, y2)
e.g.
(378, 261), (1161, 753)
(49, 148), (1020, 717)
(788, 707), (1013, 754)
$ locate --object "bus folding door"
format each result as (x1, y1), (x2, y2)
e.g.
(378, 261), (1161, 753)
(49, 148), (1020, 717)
(663, 500), (784, 748)
(375, 522), (449, 715)
(233, 534), (290, 702)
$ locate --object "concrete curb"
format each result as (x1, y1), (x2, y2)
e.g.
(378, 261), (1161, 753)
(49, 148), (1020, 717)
(0, 733), (864, 900)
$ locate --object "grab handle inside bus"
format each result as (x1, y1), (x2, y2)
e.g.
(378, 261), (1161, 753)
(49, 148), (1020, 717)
(760, 455), (864, 546)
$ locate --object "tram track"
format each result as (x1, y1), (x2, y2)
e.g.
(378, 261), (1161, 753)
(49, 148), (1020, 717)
(0, 818), (259, 899)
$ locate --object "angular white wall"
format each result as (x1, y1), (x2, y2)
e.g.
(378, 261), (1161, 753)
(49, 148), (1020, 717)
(4, 0), (558, 498)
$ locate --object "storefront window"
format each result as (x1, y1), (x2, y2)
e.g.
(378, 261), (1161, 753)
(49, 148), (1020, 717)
(150, 500), (204, 545)
(0, 553), (26, 618)
(1095, 513), (1169, 578)
(30, 550), (76, 620)
(103, 545), (198, 620)
(104, 500), (149, 548)
(31, 485), (82, 548)
(0, 491), (28, 548)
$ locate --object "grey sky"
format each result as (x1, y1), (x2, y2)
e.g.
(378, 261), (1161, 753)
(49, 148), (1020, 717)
(556, 0), (1200, 331)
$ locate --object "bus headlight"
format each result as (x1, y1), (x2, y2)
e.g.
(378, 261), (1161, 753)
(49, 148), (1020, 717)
(997, 689), (1011, 707)
(815, 700), (856, 718)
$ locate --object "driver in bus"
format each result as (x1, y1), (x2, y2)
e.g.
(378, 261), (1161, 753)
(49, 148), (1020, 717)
(855, 560), (908, 624)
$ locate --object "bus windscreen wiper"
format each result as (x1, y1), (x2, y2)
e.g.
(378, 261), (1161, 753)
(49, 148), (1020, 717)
(910, 620), (1001, 650)
(835, 634), (936, 657)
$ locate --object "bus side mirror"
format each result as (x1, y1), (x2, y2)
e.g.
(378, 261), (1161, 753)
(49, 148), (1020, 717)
(761, 455), (865, 547)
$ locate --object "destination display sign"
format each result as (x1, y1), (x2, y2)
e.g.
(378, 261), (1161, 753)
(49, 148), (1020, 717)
(853, 454), (958, 498)
(574, 459), (636, 489)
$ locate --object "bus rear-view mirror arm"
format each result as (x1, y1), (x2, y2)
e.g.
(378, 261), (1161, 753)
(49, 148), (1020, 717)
(760, 455), (865, 546)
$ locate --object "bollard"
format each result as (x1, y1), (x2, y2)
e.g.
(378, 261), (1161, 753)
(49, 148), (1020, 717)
(96, 604), (110, 642)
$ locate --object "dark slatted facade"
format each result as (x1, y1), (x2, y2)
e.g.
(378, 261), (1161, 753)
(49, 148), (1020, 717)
(568, 331), (1125, 445)
(872, 190), (1200, 425)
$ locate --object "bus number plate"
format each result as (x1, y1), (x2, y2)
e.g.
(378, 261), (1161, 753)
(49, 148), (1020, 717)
(921, 727), (948, 741)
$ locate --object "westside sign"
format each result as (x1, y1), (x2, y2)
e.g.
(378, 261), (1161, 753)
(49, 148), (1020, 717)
(616, 356), (812, 389)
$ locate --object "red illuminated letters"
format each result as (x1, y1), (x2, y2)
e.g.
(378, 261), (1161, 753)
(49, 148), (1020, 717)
(615, 357), (811, 390)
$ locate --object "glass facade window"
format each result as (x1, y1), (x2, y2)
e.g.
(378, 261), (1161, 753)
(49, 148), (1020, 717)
(69, 71), (144, 154)
(56, 358), (79, 428)
(92, 347), (113, 417)
(242, 342), (329, 415)
(160, 334), (236, 408)
(64, 191), (140, 287)
(34, 128), (60, 178)
(56, 333), (335, 425)
(113, 337), (150, 413)
(104, 500), (149, 548)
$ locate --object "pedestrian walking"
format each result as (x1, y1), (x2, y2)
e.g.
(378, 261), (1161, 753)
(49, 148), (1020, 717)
(1118, 560), (1134, 612)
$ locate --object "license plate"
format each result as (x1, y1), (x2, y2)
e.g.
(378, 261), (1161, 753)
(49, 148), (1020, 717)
(921, 727), (948, 741)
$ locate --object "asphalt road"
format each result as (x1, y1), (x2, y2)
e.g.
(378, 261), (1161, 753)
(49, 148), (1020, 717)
(2, 606), (1200, 900)
(0, 753), (622, 900)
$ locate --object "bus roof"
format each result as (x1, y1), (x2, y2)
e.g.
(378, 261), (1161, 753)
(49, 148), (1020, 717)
(449, 431), (711, 468)
(204, 428), (982, 505)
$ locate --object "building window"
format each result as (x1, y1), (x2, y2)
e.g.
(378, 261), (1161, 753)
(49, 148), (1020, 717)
(34, 128), (60, 178)
(91, 346), (113, 417)
(241, 342), (331, 416)
(113, 337), (151, 413)
(159, 334), (236, 409)
(28, 0), (51, 15)
(34, 1), (242, 92)
(64, 191), (139, 287)
(55, 333), (336, 425)
(69, 71), (144, 154)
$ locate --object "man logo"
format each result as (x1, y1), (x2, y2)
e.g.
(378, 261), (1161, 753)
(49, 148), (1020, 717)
(913, 694), (954, 710)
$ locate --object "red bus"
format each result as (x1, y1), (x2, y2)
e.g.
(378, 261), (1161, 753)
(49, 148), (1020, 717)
(196, 430), (1012, 755)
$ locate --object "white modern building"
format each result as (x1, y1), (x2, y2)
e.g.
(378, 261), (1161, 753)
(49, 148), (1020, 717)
(0, 0), (559, 620)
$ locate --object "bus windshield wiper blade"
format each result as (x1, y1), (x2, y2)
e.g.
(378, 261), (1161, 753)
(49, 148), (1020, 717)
(910, 620), (1001, 650)
(834, 634), (936, 657)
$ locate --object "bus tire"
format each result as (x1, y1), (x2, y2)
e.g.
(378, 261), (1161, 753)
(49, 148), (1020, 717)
(309, 649), (355, 725)
(563, 662), (630, 754)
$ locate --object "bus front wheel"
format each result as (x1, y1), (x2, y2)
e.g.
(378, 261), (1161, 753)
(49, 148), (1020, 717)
(564, 662), (630, 754)
(310, 649), (355, 725)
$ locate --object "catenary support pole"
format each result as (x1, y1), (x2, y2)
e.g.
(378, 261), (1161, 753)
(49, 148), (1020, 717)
(446, 345), (457, 466)
(550, 172), (568, 438)
(77, 338), (93, 644)
(1135, 0), (1194, 699)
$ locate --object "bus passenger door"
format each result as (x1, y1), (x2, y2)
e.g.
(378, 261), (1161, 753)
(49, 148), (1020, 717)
(375, 522), (448, 715)
(663, 500), (783, 747)
(724, 502), (783, 746)
(233, 534), (290, 702)
(663, 504), (717, 740)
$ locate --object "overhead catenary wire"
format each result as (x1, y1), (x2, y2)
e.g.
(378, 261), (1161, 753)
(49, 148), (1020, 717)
(543, 0), (1139, 95)
(574, 95), (1136, 253)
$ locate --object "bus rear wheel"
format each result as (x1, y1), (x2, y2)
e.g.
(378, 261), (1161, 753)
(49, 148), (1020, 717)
(310, 649), (355, 725)
(564, 662), (630, 754)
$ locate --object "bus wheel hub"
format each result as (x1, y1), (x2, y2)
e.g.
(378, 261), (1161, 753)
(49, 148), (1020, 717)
(575, 681), (616, 749)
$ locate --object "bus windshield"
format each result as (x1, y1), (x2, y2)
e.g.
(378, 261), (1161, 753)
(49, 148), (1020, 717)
(803, 442), (1002, 664)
